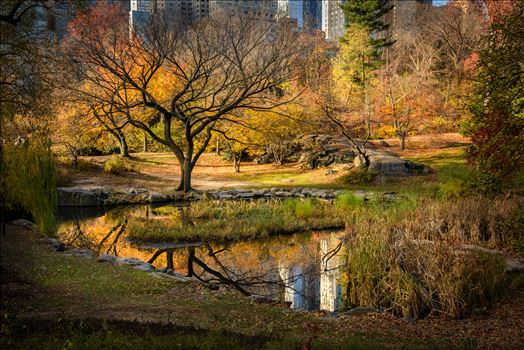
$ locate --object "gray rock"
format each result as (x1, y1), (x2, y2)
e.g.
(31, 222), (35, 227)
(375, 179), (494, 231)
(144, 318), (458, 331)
(217, 194), (235, 200)
(237, 192), (255, 199)
(368, 156), (430, 178)
(382, 192), (397, 202)
(133, 264), (155, 272)
(379, 140), (390, 147)
(57, 187), (105, 207)
(148, 191), (168, 203)
(66, 248), (95, 258)
(122, 257), (147, 266)
(275, 191), (293, 197)
(10, 219), (36, 229)
(506, 258), (524, 272)
(40, 238), (65, 252)
(97, 254), (118, 262)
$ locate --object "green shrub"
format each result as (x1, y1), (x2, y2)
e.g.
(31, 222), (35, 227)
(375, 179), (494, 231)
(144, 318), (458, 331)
(294, 199), (315, 219)
(55, 167), (72, 187)
(436, 164), (474, 198)
(335, 193), (363, 210)
(76, 158), (99, 171)
(339, 169), (377, 185)
(281, 198), (315, 218)
(104, 155), (135, 175)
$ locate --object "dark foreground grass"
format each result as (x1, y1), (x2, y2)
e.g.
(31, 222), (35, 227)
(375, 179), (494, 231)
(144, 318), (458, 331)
(0, 317), (381, 350)
(0, 225), (410, 350)
(127, 198), (350, 243)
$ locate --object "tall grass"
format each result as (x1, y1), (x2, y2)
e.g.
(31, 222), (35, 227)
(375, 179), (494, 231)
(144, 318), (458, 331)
(344, 196), (522, 318)
(128, 199), (346, 243)
(2, 142), (57, 235)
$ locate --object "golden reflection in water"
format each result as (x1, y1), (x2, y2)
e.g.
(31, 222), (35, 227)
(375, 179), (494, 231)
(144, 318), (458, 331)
(57, 205), (347, 310)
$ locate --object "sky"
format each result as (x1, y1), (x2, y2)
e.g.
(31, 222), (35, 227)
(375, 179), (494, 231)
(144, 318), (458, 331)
(433, 0), (449, 6)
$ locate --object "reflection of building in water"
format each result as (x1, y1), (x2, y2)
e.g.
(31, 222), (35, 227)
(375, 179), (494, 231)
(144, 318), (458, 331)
(278, 264), (319, 310)
(320, 237), (342, 312)
(57, 205), (346, 311)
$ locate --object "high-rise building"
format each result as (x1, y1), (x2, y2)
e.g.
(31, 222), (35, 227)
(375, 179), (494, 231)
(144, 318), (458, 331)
(154, 0), (210, 27)
(388, 0), (432, 40)
(321, 0), (345, 41)
(130, 0), (152, 31)
(304, 0), (322, 31)
(277, 0), (322, 31)
(209, 0), (277, 19)
(278, 0), (304, 28)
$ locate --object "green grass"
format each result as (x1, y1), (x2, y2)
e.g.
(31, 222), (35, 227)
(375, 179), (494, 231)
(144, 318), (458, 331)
(128, 198), (349, 243)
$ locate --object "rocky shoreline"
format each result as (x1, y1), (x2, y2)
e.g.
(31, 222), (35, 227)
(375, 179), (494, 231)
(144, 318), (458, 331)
(57, 186), (382, 207)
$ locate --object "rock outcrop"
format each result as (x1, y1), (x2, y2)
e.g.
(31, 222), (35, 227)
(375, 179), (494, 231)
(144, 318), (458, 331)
(206, 188), (346, 200)
(295, 134), (430, 179)
(57, 186), (182, 207)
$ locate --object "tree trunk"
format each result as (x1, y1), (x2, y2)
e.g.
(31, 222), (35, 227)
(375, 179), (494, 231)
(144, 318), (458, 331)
(143, 132), (148, 152)
(186, 247), (195, 277)
(215, 138), (220, 155)
(118, 133), (129, 158)
(180, 141), (193, 192)
(234, 156), (240, 173)
(182, 160), (192, 191)
(166, 250), (174, 270)
(176, 163), (185, 191)
(400, 134), (406, 150)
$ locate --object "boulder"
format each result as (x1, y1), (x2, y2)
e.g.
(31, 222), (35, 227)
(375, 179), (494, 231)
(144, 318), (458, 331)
(10, 219), (35, 229)
(65, 248), (95, 258)
(133, 264), (155, 272)
(97, 254), (118, 263)
(296, 135), (368, 170)
(57, 187), (105, 207)
(39, 238), (65, 252)
(122, 257), (148, 266)
(368, 156), (430, 179)
(148, 191), (169, 203)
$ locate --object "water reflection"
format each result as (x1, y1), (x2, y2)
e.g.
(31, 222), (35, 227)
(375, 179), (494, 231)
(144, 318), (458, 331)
(57, 204), (346, 312)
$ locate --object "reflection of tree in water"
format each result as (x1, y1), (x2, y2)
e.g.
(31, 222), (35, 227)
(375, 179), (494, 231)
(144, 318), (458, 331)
(57, 203), (345, 310)
(60, 218), (128, 256)
(147, 237), (338, 308)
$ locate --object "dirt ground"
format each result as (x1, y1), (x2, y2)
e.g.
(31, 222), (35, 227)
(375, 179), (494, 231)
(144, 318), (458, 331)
(64, 133), (470, 192)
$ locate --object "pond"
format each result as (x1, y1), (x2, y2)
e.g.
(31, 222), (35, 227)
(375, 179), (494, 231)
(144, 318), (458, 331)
(57, 203), (347, 312)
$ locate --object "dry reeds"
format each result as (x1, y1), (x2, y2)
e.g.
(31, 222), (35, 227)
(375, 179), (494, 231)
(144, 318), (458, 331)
(344, 196), (522, 318)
